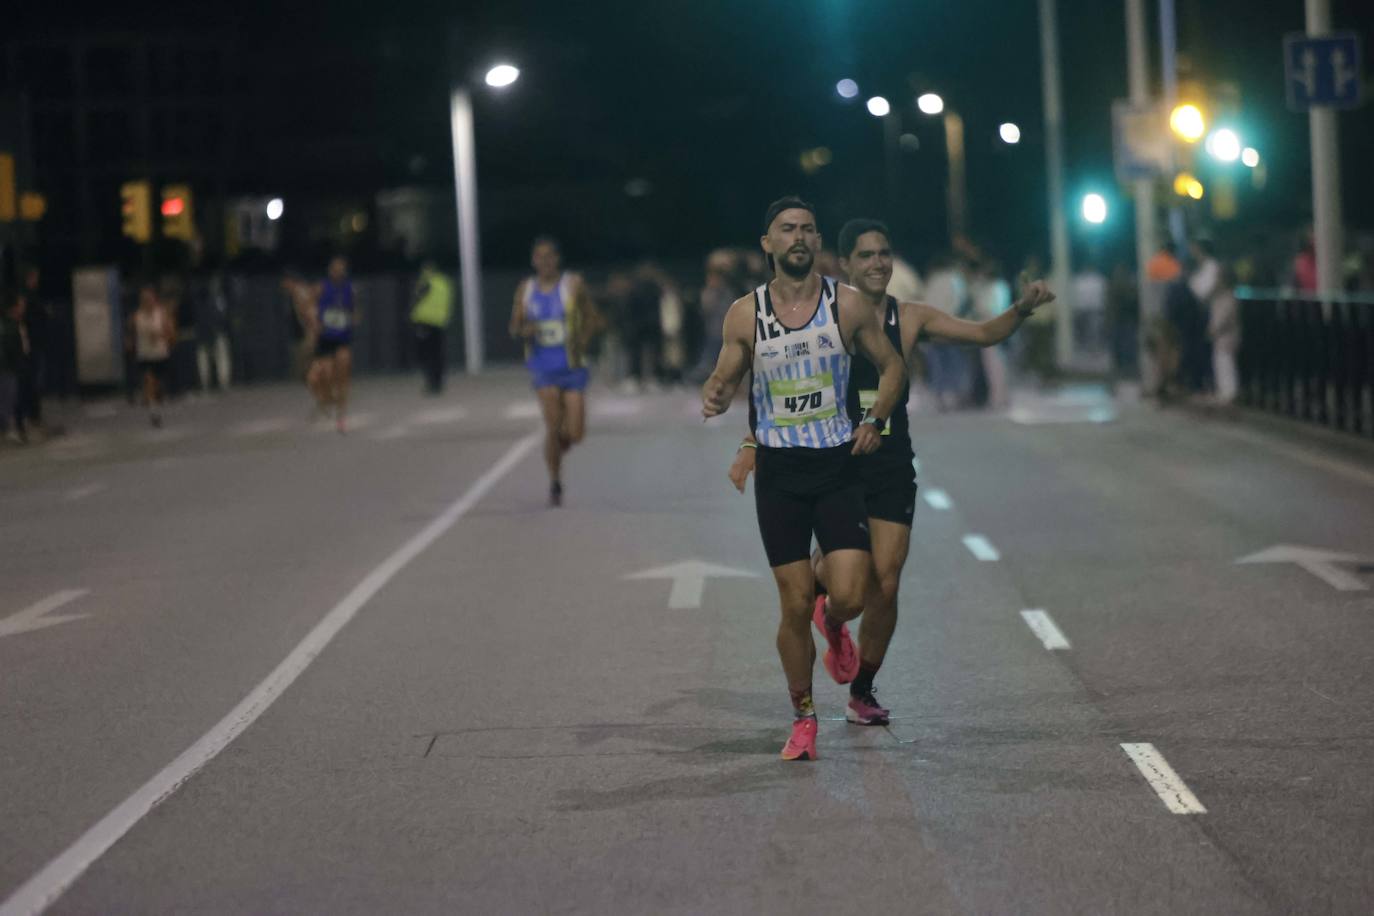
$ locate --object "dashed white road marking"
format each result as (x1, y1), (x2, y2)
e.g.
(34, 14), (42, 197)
(1121, 743), (1207, 814)
(230, 417), (292, 437)
(1020, 609), (1071, 650)
(504, 401), (541, 420)
(0, 430), (541, 916)
(962, 534), (1000, 561)
(922, 488), (952, 510)
(0, 590), (91, 639)
(63, 483), (106, 502)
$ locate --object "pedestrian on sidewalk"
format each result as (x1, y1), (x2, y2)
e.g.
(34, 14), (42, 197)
(410, 261), (453, 395)
(1208, 265), (1241, 406)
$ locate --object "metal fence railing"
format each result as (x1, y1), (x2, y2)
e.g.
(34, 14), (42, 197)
(1236, 288), (1374, 439)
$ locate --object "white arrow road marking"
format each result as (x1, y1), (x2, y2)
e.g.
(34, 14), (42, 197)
(962, 535), (1000, 562)
(1237, 544), (1370, 592)
(1121, 743), (1207, 814)
(922, 488), (952, 510)
(623, 560), (759, 609)
(63, 483), (106, 502)
(1020, 609), (1071, 650)
(0, 590), (91, 639)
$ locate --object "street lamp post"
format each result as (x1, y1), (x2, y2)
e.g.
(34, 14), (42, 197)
(449, 63), (519, 376)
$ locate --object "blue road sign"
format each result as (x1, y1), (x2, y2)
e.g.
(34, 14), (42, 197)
(1285, 32), (1362, 110)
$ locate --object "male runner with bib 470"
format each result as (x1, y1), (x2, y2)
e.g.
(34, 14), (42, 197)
(701, 197), (907, 761)
(730, 218), (1055, 726)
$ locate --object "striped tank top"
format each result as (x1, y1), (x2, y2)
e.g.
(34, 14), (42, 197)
(749, 276), (854, 449)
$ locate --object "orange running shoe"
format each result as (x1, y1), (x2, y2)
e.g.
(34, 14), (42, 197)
(780, 716), (819, 761)
(813, 595), (859, 684)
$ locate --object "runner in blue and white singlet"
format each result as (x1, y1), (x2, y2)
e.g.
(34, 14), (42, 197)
(700, 196), (907, 762)
(748, 276), (853, 449)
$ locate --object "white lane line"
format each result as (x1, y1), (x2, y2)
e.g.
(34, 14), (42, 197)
(922, 488), (952, 510)
(1020, 609), (1071, 650)
(370, 425), (410, 441)
(229, 417), (292, 437)
(962, 534), (1000, 561)
(504, 401), (541, 420)
(0, 590), (91, 639)
(63, 483), (106, 502)
(0, 431), (541, 916)
(1120, 743), (1207, 815)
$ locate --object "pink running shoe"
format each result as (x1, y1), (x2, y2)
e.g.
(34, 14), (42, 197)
(780, 716), (819, 761)
(846, 690), (891, 726)
(813, 595), (860, 684)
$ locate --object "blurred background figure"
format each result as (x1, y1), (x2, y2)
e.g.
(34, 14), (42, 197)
(282, 271), (318, 382)
(1208, 264), (1241, 406)
(922, 252), (972, 411)
(308, 256), (357, 433)
(1182, 238), (1222, 393)
(1017, 254), (1056, 387)
(128, 283), (176, 428)
(1142, 242), (1182, 397)
(0, 290), (25, 444)
(656, 267), (686, 386)
(1291, 225), (1318, 295)
(410, 260), (453, 395)
(887, 252), (924, 303)
(1071, 258), (1108, 359)
(688, 248), (741, 385)
(623, 263), (664, 393)
(1107, 261), (1140, 383)
(192, 265), (233, 394)
(16, 266), (49, 438)
(970, 259), (1012, 409)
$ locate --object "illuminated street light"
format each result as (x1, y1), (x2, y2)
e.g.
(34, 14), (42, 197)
(484, 64), (520, 88)
(1169, 103), (1206, 143)
(1205, 128), (1241, 163)
(1081, 193), (1108, 224)
(266, 198), (284, 221)
(999, 122), (1021, 144)
(1241, 147), (1260, 168)
(866, 96), (890, 117)
(836, 79), (859, 99)
(917, 93), (944, 115)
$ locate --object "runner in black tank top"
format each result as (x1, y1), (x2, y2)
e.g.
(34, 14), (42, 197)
(731, 218), (1057, 727)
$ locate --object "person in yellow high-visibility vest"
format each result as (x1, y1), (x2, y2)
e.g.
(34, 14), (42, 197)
(411, 261), (453, 394)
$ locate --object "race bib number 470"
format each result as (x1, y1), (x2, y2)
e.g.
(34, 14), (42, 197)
(768, 373), (837, 427)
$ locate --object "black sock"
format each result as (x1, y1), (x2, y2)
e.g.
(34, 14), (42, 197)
(851, 660), (880, 698)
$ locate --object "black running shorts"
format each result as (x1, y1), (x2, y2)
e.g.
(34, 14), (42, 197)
(857, 452), (918, 527)
(754, 444), (871, 568)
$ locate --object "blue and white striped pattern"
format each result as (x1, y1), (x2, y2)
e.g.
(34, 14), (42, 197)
(750, 277), (854, 449)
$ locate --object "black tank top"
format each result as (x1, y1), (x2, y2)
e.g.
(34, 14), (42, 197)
(845, 295), (912, 457)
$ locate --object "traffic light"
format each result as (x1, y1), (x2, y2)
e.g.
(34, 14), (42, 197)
(1169, 103), (1206, 143)
(161, 183), (194, 240)
(121, 180), (153, 242)
(0, 152), (15, 222)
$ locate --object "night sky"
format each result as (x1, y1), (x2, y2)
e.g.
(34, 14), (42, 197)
(13, 0), (1374, 272)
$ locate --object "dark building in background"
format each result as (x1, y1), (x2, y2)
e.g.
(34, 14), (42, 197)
(1, 29), (238, 269)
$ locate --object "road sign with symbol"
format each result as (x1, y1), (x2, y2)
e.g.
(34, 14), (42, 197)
(1285, 32), (1362, 110)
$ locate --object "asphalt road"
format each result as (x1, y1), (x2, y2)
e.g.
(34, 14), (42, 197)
(2, 370), (1371, 915)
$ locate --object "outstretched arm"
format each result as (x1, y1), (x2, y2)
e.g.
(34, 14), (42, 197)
(915, 278), (1055, 347)
(701, 295), (755, 419)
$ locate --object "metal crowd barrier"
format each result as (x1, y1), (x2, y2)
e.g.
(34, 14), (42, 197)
(1236, 287), (1374, 439)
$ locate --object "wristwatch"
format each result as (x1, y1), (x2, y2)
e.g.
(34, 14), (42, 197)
(861, 411), (887, 434)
